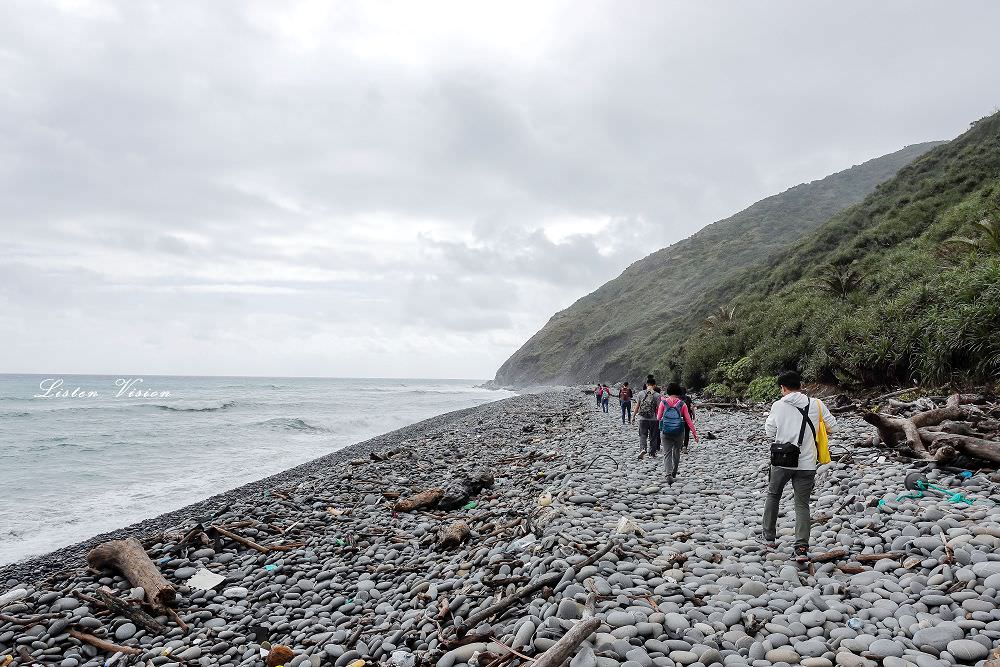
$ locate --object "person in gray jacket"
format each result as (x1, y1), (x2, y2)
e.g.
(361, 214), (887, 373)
(631, 375), (661, 458)
(762, 370), (837, 560)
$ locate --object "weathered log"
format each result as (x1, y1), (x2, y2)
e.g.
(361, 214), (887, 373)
(209, 525), (270, 553)
(810, 548), (849, 563)
(456, 539), (617, 633)
(87, 538), (175, 610)
(862, 394), (965, 459)
(394, 488), (444, 512)
(855, 552), (903, 563)
(531, 616), (601, 667)
(68, 629), (142, 655)
(437, 521), (471, 550)
(80, 586), (166, 635)
(928, 434), (1000, 463)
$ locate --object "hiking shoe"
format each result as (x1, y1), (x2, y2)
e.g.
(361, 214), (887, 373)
(638, 451), (646, 460)
(758, 535), (777, 550)
(794, 545), (810, 562)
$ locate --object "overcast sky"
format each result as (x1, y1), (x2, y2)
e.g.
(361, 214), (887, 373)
(2, 1), (998, 379)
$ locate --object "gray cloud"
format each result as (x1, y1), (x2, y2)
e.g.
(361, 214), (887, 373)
(1, 0), (999, 377)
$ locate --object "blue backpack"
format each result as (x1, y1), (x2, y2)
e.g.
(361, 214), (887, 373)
(659, 398), (685, 434)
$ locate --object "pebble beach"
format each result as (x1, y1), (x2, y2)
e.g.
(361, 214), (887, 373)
(2, 389), (999, 667)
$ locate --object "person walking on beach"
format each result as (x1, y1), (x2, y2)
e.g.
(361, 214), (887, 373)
(618, 382), (633, 424)
(601, 384), (611, 413)
(657, 383), (699, 485)
(632, 375), (661, 458)
(595, 384), (603, 408)
(762, 370), (837, 561)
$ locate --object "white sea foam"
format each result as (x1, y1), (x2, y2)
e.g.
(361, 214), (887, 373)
(0, 375), (513, 564)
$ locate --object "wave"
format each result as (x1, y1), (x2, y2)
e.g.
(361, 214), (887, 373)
(152, 400), (238, 413)
(255, 417), (328, 433)
(0, 411), (30, 418)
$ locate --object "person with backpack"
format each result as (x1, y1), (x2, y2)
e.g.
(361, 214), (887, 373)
(618, 382), (633, 424)
(631, 375), (661, 457)
(595, 384), (603, 408)
(657, 383), (699, 485)
(601, 384), (611, 413)
(763, 370), (837, 561)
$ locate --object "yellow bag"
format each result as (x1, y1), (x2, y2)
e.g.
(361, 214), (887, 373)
(816, 399), (831, 465)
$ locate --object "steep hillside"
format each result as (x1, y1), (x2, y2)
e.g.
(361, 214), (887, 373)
(680, 112), (1000, 396)
(494, 141), (942, 386)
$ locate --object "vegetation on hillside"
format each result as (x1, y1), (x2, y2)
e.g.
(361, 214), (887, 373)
(678, 113), (1000, 396)
(494, 141), (943, 386)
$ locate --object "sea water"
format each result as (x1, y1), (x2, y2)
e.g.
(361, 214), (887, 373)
(0, 374), (513, 565)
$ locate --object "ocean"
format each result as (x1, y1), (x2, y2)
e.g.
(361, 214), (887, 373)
(0, 374), (513, 565)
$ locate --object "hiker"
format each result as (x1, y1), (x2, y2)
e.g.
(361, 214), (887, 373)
(618, 382), (633, 424)
(665, 385), (696, 478)
(657, 382), (699, 485)
(601, 384), (611, 413)
(631, 375), (661, 457)
(595, 384), (603, 408)
(762, 370), (837, 561)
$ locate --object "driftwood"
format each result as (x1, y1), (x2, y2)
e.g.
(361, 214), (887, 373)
(455, 539), (617, 634)
(209, 524), (270, 553)
(863, 392), (1000, 466)
(810, 548), (849, 563)
(77, 586), (167, 635)
(437, 521), (471, 549)
(395, 488), (444, 512)
(87, 538), (175, 610)
(532, 595), (600, 667)
(855, 552), (903, 563)
(68, 628), (142, 655)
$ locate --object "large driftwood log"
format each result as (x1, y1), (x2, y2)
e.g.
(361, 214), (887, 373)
(863, 393), (965, 459)
(87, 538), (175, 610)
(925, 433), (1000, 463)
(394, 488), (444, 512)
(531, 617), (601, 667)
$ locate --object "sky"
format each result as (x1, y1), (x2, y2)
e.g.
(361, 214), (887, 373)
(2, 1), (999, 379)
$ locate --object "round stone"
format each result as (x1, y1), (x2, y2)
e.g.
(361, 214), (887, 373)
(945, 640), (988, 662)
(765, 648), (800, 664)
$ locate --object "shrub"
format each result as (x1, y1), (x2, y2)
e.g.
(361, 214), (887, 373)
(745, 376), (781, 403)
(702, 383), (737, 400)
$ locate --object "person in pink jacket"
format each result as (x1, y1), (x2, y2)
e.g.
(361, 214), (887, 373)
(656, 382), (699, 486)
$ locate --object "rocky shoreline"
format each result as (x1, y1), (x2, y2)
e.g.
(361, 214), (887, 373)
(2, 389), (999, 667)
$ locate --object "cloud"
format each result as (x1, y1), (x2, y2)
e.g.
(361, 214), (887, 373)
(1, 0), (999, 377)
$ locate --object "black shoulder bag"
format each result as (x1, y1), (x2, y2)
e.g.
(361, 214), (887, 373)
(770, 401), (816, 468)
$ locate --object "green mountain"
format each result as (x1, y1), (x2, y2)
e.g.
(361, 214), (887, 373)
(681, 112), (1000, 397)
(494, 141), (943, 386)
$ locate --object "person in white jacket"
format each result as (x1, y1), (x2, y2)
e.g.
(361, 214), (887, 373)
(763, 370), (837, 560)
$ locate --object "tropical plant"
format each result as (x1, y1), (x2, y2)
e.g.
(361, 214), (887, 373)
(941, 214), (1000, 256)
(703, 305), (736, 328)
(814, 264), (864, 300)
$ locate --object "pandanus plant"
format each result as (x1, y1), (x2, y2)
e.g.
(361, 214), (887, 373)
(703, 305), (736, 328)
(815, 264), (864, 301)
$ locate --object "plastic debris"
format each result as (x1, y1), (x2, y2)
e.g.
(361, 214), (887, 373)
(462, 500), (478, 509)
(847, 618), (864, 630)
(537, 491), (553, 507)
(390, 651), (416, 667)
(187, 568), (227, 591)
(264, 564), (278, 572)
(615, 515), (644, 536)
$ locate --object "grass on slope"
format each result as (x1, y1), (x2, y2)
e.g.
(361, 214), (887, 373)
(677, 112), (1000, 395)
(495, 142), (941, 386)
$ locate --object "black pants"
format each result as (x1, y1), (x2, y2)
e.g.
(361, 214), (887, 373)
(638, 420), (660, 454)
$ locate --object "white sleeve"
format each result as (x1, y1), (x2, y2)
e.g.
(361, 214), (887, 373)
(765, 404), (778, 439)
(819, 400), (837, 433)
